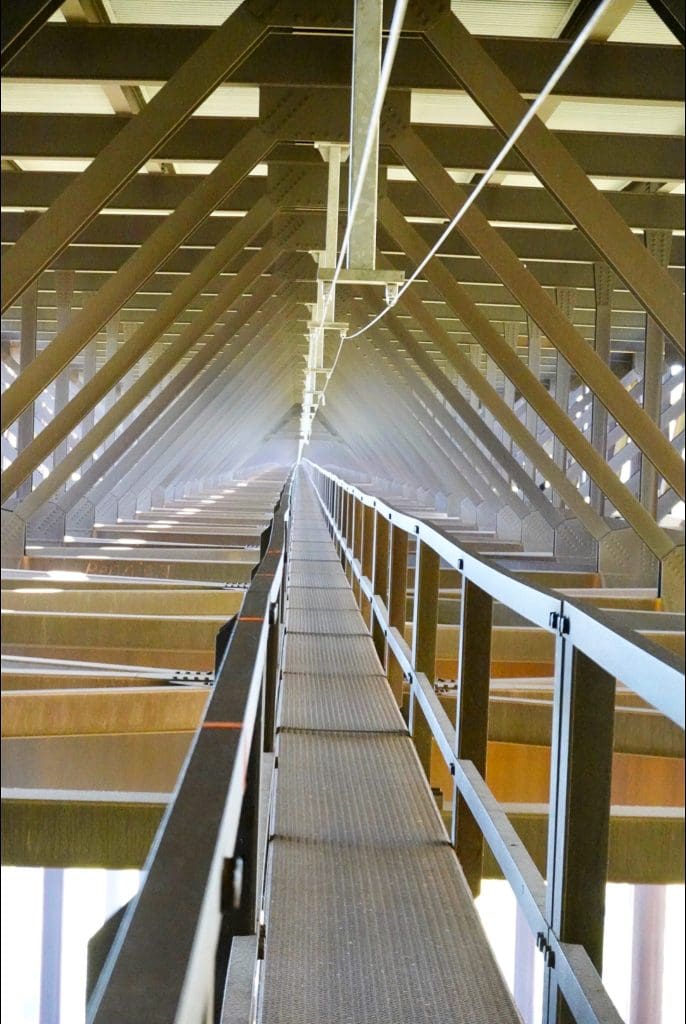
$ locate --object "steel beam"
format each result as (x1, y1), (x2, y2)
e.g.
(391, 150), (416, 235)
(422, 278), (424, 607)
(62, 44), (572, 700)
(423, 14), (685, 351)
(589, 264), (614, 515)
(379, 200), (676, 557)
(4, 113), (682, 182)
(3, 171), (683, 232)
(365, 335), (507, 509)
(61, 290), (294, 516)
(13, 256), (286, 521)
(646, 0), (685, 43)
(51, 271), (75, 482)
(640, 230), (673, 517)
(1, 127), (280, 433)
(347, 0), (382, 270)
(1, 216), (280, 503)
(354, 340), (480, 505)
(379, 131), (685, 500)
(1, 3), (270, 311)
(552, 288), (577, 509)
(1, 0), (64, 64)
(15, 281), (38, 501)
(376, 301), (551, 521)
(89, 325), (294, 505)
(6, 27), (683, 102)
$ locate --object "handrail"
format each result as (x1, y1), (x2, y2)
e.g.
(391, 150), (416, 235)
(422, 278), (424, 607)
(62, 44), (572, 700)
(305, 460), (684, 725)
(305, 460), (684, 1024)
(88, 472), (294, 1024)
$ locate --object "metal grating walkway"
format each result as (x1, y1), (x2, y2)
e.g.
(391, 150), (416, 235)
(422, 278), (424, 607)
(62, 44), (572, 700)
(259, 477), (522, 1023)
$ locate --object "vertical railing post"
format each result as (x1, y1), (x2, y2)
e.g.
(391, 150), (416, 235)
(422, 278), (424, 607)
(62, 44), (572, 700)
(216, 690), (265, 1017)
(264, 599), (281, 754)
(410, 537), (440, 779)
(361, 503), (375, 626)
(387, 520), (409, 705)
(345, 491), (355, 576)
(371, 509), (390, 663)
(543, 632), (615, 1023)
(452, 575), (493, 896)
(335, 484), (342, 546)
(351, 497), (364, 602)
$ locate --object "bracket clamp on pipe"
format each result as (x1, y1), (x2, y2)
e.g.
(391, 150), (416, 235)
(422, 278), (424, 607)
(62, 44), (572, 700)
(549, 611), (570, 636)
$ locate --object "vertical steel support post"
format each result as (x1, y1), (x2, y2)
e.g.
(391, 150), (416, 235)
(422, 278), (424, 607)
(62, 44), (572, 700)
(552, 288), (577, 509)
(371, 509), (390, 663)
(347, 0), (382, 270)
(388, 523), (409, 705)
(526, 316), (542, 480)
(452, 576), (493, 896)
(52, 271), (75, 478)
(590, 264), (614, 516)
(16, 281), (38, 499)
(544, 640), (615, 1023)
(502, 322), (518, 454)
(410, 539), (440, 779)
(470, 344), (482, 411)
(641, 230), (672, 518)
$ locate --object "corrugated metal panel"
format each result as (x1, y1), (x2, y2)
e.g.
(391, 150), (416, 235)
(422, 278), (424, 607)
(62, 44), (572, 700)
(108, 1), (243, 25)
(609, 0), (680, 44)
(411, 91), (491, 127)
(1, 83), (114, 116)
(547, 99), (685, 137)
(140, 83), (259, 119)
(452, 0), (570, 37)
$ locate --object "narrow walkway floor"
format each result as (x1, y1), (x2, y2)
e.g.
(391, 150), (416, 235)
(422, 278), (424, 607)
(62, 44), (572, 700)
(259, 475), (522, 1023)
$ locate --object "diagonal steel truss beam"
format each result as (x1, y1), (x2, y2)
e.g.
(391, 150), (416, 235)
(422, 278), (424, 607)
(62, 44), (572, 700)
(379, 200), (676, 559)
(0, 127), (302, 433)
(1, 233), (283, 504)
(90, 330), (294, 505)
(382, 120), (684, 498)
(1, 0), (64, 64)
(0, 3), (271, 312)
(13, 267), (295, 522)
(372, 294), (564, 528)
(363, 334), (511, 510)
(422, 13), (685, 351)
(58, 290), (297, 517)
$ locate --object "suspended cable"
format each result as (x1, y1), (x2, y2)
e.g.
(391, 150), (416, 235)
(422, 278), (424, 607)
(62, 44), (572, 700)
(308, 0), (614, 432)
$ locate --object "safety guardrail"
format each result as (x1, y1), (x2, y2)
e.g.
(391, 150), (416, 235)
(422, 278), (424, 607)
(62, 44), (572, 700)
(306, 460), (684, 1024)
(88, 473), (294, 1024)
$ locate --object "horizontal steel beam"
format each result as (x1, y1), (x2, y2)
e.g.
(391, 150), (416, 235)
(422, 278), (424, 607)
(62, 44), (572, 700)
(6, 26), (683, 102)
(3, 186), (684, 238)
(3, 114), (682, 181)
(3, 218), (683, 269)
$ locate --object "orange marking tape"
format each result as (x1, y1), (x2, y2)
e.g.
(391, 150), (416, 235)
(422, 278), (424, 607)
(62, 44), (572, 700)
(203, 721), (243, 729)
(239, 616), (264, 622)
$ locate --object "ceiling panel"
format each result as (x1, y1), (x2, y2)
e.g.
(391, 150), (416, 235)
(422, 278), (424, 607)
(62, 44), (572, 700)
(451, 0), (571, 37)
(608, 0), (680, 44)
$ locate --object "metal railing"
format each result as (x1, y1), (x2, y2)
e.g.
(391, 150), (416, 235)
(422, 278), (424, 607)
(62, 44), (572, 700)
(305, 460), (684, 1024)
(88, 473), (293, 1024)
